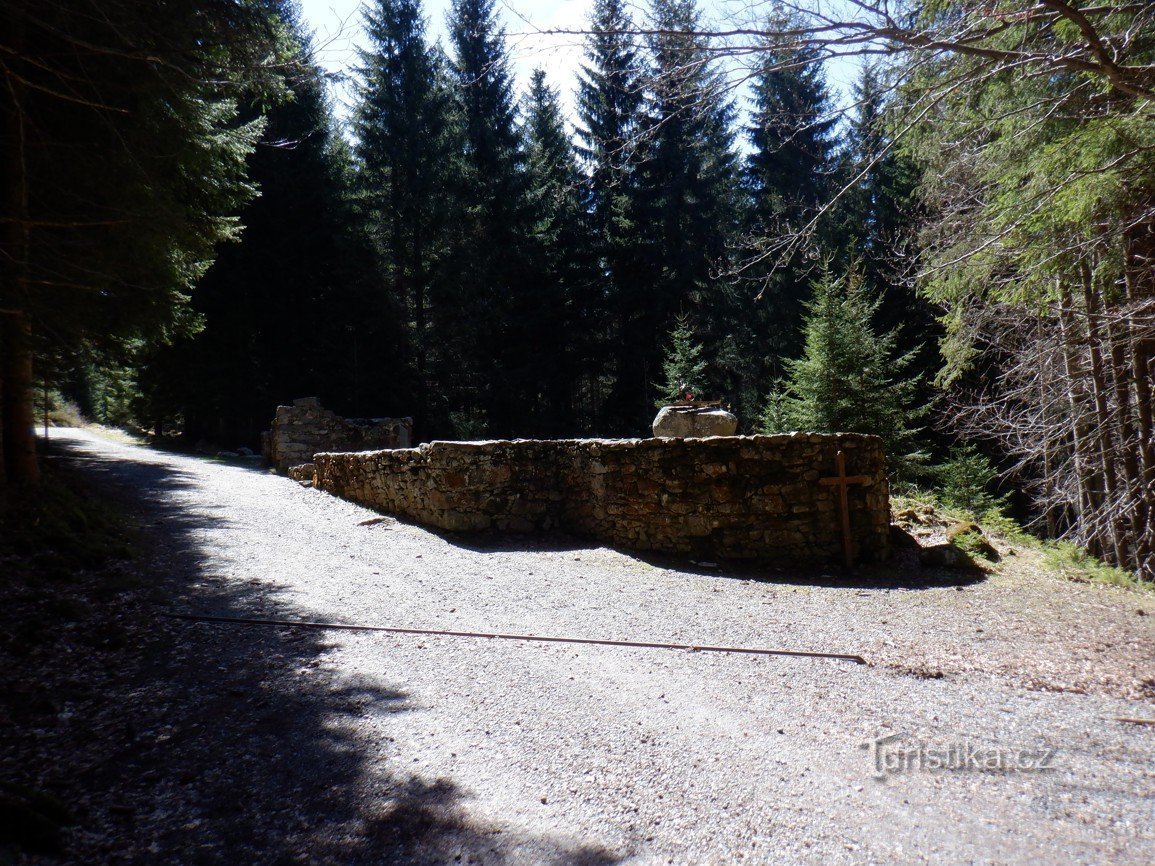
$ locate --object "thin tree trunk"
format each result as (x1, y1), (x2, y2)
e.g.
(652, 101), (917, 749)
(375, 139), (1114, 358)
(1123, 229), (1155, 578)
(1058, 280), (1099, 550)
(1079, 259), (1125, 565)
(0, 313), (39, 485)
(2, 15), (40, 486)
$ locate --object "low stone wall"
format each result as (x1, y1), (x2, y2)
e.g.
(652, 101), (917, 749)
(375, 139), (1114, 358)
(313, 434), (889, 564)
(262, 397), (412, 473)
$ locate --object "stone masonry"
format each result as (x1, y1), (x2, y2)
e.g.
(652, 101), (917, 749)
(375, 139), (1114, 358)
(312, 434), (889, 564)
(262, 397), (412, 473)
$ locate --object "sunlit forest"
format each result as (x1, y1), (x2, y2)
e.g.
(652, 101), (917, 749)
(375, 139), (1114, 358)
(3, 0), (1153, 580)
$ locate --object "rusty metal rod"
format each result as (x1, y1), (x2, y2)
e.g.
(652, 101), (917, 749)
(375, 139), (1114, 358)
(167, 613), (867, 664)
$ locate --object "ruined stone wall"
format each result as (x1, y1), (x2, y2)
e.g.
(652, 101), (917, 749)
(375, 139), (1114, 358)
(312, 434), (889, 564)
(262, 397), (412, 473)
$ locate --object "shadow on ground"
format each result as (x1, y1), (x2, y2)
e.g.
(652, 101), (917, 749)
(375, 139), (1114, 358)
(1, 435), (619, 865)
(423, 525), (988, 592)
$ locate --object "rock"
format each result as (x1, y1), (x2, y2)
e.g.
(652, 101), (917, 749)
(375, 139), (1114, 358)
(919, 543), (973, 569)
(652, 406), (738, 439)
(288, 463), (316, 482)
(947, 521), (999, 560)
(236, 447), (254, 457)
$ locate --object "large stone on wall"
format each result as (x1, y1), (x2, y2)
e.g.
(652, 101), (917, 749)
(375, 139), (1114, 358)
(312, 434), (891, 566)
(653, 406), (738, 438)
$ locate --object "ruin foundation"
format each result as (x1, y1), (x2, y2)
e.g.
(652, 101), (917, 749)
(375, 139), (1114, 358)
(262, 397), (412, 473)
(312, 434), (889, 564)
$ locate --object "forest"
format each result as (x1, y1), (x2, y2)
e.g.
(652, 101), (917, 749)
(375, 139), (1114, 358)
(1, 0), (1153, 581)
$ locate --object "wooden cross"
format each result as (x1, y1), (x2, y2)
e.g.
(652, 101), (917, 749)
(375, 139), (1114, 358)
(819, 450), (871, 569)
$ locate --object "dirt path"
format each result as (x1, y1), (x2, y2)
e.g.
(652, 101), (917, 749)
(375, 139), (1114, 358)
(7, 428), (1154, 865)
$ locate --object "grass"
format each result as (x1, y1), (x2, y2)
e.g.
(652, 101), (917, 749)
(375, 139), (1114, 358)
(1041, 540), (1151, 592)
(0, 460), (137, 582)
(892, 485), (1152, 591)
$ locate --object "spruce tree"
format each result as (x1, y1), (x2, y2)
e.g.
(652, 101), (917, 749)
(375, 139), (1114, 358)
(354, 0), (460, 433)
(575, 0), (646, 432)
(522, 70), (595, 434)
(0, 0), (283, 481)
(654, 316), (708, 407)
(761, 266), (925, 469)
(742, 8), (839, 369)
(142, 5), (391, 446)
(447, 0), (533, 436)
(613, 0), (739, 433)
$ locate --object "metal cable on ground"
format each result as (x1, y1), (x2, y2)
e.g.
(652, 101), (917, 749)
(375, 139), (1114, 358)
(166, 613), (868, 664)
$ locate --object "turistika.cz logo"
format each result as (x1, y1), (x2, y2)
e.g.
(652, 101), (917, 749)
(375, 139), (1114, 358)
(861, 732), (1058, 779)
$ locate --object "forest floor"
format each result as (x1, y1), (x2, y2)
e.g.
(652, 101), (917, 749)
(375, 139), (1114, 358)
(2, 428), (1153, 865)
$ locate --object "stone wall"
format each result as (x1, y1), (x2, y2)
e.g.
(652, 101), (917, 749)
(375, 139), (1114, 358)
(262, 397), (412, 473)
(312, 434), (889, 564)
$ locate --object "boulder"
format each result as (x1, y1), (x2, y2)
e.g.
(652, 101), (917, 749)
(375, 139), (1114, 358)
(652, 406), (738, 439)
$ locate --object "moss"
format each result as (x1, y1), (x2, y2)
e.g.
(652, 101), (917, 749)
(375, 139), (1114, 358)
(1042, 541), (1151, 592)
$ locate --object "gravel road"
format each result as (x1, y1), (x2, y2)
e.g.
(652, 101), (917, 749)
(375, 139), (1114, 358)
(25, 429), (1155, 865)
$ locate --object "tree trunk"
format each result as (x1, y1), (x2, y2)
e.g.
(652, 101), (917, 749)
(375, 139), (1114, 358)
(1078, 260), (1125, 566)
(0, 313), (39, 485)
(1058, 281), (1099, 551)
(1123, 228), (1155, 578)
(2, 8), (40, 487)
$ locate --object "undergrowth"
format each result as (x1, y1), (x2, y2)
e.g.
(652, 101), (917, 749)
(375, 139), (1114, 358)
(892, 486), (1151, 591)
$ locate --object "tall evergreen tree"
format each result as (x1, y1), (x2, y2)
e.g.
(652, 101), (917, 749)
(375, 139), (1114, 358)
(839, 62), (937, 387)
(610, 0), (739, 433)
(522, 70), (595, 434)
(741, 7), (840, 375)
(447, 0), (534, 435)
(354, 0), (460, 434)
(575, 0), (646, 432)
(0, 0), (283, 483)
(140, 4), (393, 446)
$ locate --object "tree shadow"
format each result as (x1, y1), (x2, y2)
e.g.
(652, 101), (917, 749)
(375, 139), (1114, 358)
(2, 434), (621, 865)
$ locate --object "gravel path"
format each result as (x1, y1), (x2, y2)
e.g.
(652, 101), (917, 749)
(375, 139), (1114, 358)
(24, 429), (1155, 864)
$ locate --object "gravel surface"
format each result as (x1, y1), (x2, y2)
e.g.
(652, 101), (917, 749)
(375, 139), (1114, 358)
(9, 429), (1155, 865)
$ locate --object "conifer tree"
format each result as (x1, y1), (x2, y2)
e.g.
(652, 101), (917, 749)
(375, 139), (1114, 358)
(354, 0), (460, 432)
(141, 4), (391, 445)
(612, 0), (738, 432)
(446, 0), (534, 435)
(575, 0), (646, 432)
(654, 315), (707, 407)
(761, 267), (925, 469)
(522, 70), (595, 434)
(840, 63), (927, 345)
(0, 0), (283, 482)
(741, 7), (839, 373)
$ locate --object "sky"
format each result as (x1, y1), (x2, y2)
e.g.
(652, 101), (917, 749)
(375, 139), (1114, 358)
(297, 0), (860, 131)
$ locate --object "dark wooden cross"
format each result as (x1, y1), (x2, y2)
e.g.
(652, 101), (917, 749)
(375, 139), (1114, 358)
(819, 450), (871, 568)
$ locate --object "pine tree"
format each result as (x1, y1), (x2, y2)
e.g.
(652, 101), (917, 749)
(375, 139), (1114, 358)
(610, 0), (738, 433)
(654, 315), (708, 407)
(446, 0), (533, 436)
(575, 0), (646, 432)
(522, 69), (595, 434)
(354, 0), (460, 433)
(0, 0), (283, 482)
(761, 267), (925, 469)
